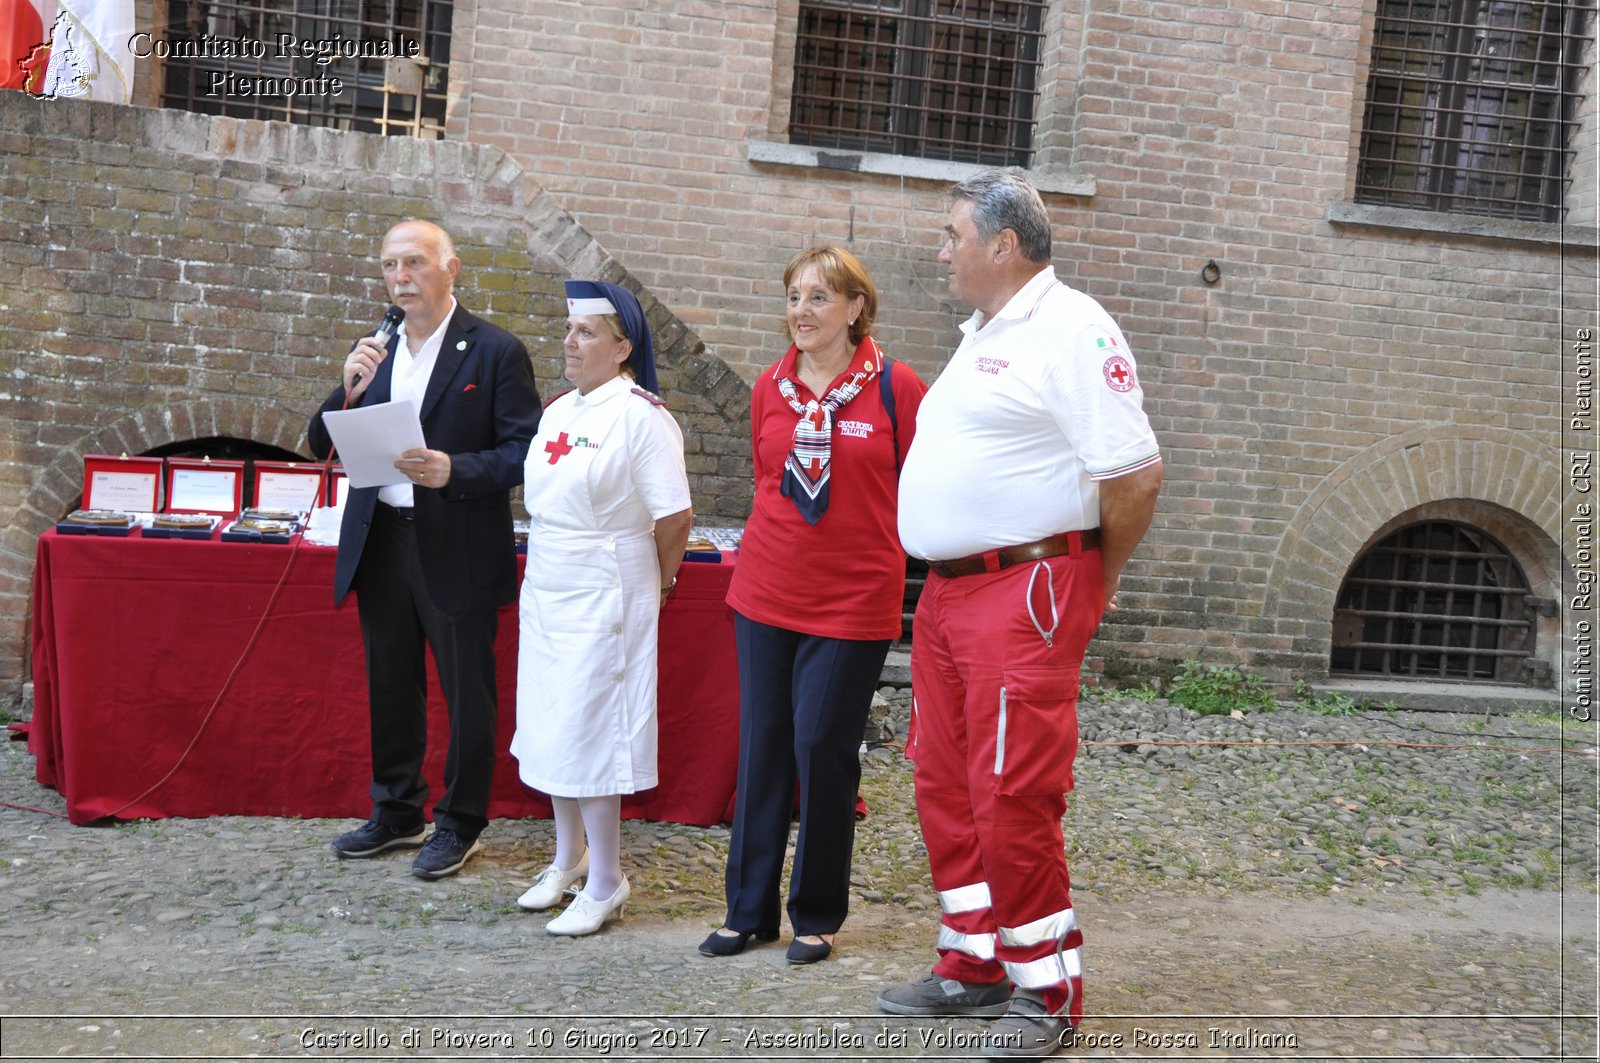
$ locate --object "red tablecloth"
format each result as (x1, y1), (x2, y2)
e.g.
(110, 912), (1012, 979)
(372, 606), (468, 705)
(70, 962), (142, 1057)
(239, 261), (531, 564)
(28, 530), (740, 826)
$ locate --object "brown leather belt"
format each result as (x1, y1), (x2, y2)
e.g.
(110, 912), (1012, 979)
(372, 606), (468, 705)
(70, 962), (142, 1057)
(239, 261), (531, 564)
(927, 529), (1101, 579)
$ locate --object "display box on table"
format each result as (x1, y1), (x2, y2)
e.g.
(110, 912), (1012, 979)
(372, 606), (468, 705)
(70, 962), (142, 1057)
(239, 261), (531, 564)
(57, 454), (163, 536)
(83, 454), (163, 513)
(165, 458), (244, 516)
(684, 525), (743, 563)
(251, 461), (324, 514)
(143, 513), (220, 540)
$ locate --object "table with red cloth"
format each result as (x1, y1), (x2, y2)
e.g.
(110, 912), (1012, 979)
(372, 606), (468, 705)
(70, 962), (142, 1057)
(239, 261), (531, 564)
(27, 529), (739, 826)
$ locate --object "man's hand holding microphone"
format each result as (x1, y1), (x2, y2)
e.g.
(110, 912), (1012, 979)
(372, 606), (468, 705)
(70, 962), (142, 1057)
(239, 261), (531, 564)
(343, 304), (405, 403)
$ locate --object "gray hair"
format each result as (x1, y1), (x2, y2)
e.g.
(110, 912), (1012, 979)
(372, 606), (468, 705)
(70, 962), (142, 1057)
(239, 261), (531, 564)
(950, 168), (1052, 264)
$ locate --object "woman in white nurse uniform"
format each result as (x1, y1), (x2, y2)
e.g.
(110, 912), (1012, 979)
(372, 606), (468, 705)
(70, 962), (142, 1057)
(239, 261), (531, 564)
(511, 279), (693, 936)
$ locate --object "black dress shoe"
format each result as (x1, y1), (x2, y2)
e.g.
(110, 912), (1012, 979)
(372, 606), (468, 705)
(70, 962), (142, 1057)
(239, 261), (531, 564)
(786, 937), (833, 965)
(698, 928), (778, 957)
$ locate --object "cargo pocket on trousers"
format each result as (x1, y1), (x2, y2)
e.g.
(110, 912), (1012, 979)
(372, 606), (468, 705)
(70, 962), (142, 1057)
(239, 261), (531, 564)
(992, 667), (1080, 796)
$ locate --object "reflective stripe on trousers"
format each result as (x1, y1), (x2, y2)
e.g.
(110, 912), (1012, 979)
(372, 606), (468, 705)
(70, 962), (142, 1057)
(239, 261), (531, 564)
(999, 906), (1082, 989)
(936, 881), (997, 963)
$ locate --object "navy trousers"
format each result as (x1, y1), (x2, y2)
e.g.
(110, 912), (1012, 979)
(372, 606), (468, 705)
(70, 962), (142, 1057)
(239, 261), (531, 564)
(724, 612), (891, 936)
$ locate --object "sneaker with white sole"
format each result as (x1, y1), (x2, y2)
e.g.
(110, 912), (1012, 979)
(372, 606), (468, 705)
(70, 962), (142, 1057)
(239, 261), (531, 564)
(981, 990), (1075, 1059)
(409, 828), (482, 880)
(875, 973), (1012, 1017)
(329, 819), (426, 859)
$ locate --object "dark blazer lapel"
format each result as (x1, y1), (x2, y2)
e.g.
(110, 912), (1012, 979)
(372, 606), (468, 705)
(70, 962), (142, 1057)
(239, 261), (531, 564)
(418, 305), (473, 424)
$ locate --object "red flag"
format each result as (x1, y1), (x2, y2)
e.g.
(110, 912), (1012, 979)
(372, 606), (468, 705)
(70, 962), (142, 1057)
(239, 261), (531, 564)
(0, 0), (50, 92)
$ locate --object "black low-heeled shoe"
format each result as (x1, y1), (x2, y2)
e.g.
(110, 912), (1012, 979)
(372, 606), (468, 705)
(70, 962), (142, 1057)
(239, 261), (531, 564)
(698, 928), (778, 957)
(786, 936), (833, 965)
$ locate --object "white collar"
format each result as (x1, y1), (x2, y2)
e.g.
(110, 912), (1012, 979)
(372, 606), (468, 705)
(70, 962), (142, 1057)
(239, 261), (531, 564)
(572, 372), (633, 406)
(962, 267), (1058, 336)
(398, 298), (459, 353)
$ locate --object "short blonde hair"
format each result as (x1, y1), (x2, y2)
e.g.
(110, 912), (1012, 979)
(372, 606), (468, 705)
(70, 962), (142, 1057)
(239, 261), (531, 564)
(782, 245), (879, 347)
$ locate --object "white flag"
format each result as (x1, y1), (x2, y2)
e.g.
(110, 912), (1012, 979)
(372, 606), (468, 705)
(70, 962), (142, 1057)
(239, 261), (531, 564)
(40, 0), (133, 102)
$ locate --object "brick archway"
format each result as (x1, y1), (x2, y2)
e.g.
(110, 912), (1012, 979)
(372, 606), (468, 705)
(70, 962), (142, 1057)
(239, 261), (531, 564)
(1263, 427), (1566, 680)
(12, 398), (312, 546)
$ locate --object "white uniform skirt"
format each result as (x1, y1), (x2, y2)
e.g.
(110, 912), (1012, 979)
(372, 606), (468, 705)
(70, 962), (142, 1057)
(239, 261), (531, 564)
(511, 525), (661, 798)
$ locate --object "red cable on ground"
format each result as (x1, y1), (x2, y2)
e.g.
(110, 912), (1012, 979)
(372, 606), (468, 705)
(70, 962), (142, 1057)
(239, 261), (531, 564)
(99, 528), (310, 821)
(91, 403), (353, 820)
(0, 800), (69, 818)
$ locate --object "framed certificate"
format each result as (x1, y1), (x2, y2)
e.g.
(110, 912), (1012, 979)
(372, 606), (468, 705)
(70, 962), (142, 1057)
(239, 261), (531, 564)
(251, 461), (324, 514)
(82, 454), (163, 513)
(165, 458), (245, 516)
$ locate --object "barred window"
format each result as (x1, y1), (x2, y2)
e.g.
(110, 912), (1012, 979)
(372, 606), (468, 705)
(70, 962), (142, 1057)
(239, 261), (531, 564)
(790, 0), (1047, 167)
(1355, 0), (1594, 222)
(1330, 521), (1538, 684)
(158, 0), (452, 138)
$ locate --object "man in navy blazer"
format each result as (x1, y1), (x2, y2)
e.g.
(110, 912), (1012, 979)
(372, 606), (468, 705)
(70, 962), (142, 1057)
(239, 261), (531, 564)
(307, 219), (540, 879)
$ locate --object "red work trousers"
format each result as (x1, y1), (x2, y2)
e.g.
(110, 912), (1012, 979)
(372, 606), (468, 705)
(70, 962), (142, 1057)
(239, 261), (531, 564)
(908, 549), (1104, 1026)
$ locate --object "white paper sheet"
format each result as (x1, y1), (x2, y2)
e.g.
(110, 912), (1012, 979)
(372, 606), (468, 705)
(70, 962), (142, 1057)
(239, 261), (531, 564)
(318, 400), (427, 488)
(302, 504), (343, 546)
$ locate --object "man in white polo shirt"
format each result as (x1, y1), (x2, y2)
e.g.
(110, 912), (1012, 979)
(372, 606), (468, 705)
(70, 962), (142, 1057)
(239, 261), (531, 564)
(877, 170), (1162, 1059)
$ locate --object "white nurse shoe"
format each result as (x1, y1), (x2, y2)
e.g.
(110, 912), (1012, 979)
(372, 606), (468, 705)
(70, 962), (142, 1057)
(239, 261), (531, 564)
(546, 877), (629, 936)
(516, 849), (589, 911)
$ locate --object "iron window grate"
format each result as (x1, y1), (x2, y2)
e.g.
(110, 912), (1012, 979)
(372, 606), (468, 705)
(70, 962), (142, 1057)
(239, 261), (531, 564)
(1330, 520), (1536, 683)
(1355, 0), (1594, 222)
(790, 0), (1048, 167)
(159, 0), (451, 139)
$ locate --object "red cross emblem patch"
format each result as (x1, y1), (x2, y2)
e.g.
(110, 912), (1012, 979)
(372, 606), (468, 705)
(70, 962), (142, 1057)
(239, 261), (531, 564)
(544, 431), (574, 464)
(1102, 355), (1135, 392)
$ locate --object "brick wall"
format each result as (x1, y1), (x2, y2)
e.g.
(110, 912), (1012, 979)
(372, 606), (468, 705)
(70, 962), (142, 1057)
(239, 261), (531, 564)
(6, 0), (1596, 701)
(452, 0), (1595, 686)
(0, 90), (751, 700)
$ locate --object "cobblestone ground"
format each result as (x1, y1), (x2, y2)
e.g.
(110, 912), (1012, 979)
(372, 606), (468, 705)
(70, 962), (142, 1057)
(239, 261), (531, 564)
(1, 694), (1595, 1061)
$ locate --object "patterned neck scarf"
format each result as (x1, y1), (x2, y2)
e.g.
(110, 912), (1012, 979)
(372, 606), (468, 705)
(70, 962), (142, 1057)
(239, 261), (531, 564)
(777, 337), (882, 525)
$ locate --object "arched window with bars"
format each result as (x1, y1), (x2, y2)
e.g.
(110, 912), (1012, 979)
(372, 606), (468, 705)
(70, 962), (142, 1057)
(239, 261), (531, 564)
(1330, 520), (1541, 684)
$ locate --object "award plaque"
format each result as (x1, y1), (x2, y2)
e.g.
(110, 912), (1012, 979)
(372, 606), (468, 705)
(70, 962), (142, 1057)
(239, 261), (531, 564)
(82, 454), (163, 513)
(252, 461), (323, 514)
(165, 458), (245, 516)
(685, 525), (744, 563)
(143, 513), (220, 540)
(56, 509), (138, 536)
(221, 517), (300, 544)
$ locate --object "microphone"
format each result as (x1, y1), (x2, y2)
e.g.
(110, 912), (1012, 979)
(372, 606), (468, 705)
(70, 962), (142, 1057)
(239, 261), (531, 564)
(352, 305), (405, 390)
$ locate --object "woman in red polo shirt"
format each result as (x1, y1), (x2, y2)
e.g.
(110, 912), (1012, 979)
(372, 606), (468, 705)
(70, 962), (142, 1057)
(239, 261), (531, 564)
(701, 246), (926, 964)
